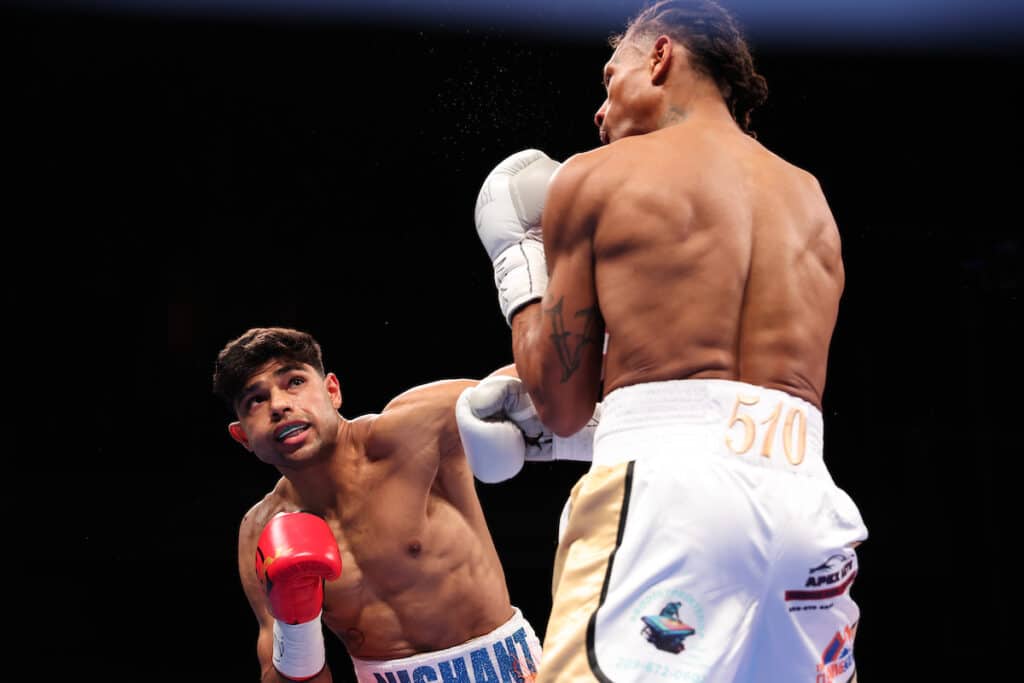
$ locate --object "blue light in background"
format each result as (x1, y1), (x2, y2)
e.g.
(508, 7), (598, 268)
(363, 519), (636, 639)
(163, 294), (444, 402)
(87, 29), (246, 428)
(12, 0), (1024, 48)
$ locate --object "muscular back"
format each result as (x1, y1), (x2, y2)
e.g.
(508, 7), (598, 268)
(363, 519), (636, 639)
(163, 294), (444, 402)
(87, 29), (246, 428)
(569, 120), (843, 409)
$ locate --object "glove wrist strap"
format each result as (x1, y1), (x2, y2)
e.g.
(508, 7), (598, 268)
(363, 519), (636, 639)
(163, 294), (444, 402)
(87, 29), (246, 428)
(495, 240), (548, 326)
(273, 611), (326, 681)
(553, 426), (596, 462)
(552, 406), (600, 462)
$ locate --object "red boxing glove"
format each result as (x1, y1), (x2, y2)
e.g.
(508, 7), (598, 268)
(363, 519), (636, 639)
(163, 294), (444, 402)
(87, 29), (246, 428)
(255, 512), (342, 625)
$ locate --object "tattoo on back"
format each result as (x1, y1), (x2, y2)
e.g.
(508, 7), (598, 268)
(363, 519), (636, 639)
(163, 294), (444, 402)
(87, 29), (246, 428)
(545, 297), (601, 382)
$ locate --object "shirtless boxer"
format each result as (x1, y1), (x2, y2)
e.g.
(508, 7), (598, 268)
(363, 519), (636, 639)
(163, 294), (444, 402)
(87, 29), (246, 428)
(212, 327), (542, 682)
(467, 1), (868, 681)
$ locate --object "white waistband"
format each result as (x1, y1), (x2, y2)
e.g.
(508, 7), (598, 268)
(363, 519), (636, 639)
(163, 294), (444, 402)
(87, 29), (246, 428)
(594, 379), (828, 478)
(349, 607), (539, 682)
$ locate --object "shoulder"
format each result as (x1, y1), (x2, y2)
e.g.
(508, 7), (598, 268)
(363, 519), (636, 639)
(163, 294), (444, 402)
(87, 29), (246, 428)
(756, 140), (825, 196)
(548, 141), (652, 215)
(238, 485), (291, 546)
(366, 378), (479, 455)
(550, 145), (618, 198)
(236, 490), (290, 617)
(544, 147), (620, 246)
(779, 154), (825, 196)
(778, 157), (837, 227)
(382, 377), (477, 414)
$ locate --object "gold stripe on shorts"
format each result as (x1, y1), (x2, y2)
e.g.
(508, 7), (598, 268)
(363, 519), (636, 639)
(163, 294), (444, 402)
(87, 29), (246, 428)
(538, 461), (633, 683)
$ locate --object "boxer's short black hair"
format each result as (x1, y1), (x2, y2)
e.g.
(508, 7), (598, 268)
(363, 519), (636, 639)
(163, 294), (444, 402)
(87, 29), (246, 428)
(213, 327), (325, 411)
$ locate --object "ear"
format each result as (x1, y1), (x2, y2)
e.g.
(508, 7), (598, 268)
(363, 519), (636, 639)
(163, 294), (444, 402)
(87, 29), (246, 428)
(325, 372), (343, 410)
(650, 35), (673, 86)
(228, 422), (251, 450)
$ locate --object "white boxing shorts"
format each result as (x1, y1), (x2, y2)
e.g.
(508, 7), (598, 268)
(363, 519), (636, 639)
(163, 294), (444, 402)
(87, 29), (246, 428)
(350, 607), (543, 683)
(539, 379), (868, 683)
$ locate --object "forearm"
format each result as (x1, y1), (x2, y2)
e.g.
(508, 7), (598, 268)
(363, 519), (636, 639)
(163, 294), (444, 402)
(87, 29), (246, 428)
(510, 303), (548, 409)
(475, 147), (600, 434)
(511, 303), (599, 436)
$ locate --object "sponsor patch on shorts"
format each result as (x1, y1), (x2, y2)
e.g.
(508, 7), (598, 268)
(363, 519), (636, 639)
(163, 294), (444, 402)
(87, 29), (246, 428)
(786, 551), (857, 610)
(605, 587), (709, 681)
(815, 625), (856, 682)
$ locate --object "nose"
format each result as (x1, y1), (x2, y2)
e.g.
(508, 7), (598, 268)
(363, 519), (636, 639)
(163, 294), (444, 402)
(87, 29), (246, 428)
(268, 387), (293, 418)
(594, 100), (608, 131)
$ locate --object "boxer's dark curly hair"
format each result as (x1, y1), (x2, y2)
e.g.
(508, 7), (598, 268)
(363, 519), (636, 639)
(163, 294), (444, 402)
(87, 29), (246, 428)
(213, 327), (325, 411)
(613, 0), (768, 136)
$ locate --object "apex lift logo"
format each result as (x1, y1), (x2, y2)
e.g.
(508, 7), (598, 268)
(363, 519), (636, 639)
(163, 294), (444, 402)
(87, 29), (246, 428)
(786, 552), (857, 607)
(640, 602), (697, 654)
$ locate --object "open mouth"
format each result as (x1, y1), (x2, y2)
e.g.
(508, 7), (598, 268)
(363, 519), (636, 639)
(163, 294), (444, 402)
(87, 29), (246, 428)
(275, 423), (310, 442)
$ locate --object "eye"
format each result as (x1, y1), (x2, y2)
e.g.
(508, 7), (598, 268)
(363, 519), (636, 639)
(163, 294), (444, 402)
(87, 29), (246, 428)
(289, 376), (306, 388)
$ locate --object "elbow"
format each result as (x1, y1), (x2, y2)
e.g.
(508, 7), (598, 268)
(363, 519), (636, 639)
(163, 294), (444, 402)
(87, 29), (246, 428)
(536, 400), (594, 438)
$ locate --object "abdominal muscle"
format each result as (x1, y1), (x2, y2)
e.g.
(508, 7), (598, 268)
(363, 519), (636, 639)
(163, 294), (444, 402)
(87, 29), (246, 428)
(320, 495), (513, 661)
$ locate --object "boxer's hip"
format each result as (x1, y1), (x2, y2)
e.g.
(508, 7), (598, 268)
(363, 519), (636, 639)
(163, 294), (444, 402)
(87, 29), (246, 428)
(349, 607), (542, 683)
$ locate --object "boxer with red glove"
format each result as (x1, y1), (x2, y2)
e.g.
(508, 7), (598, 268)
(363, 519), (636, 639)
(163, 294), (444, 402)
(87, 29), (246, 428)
(217, 327), (546, 681)
(255, 512), (342, 681)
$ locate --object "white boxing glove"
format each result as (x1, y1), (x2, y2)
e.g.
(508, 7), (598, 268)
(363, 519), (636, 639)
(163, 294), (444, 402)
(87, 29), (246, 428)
(474, 149), (561, 325)
(456, 375), (599, 484)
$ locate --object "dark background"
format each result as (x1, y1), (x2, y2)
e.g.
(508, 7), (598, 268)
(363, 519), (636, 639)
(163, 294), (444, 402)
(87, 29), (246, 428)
(2, 1), (1019, 680)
